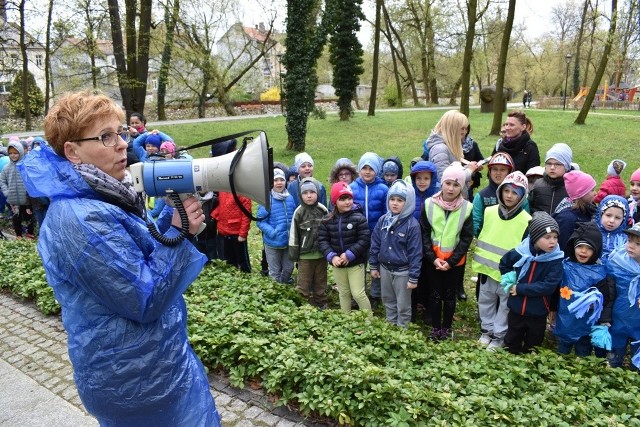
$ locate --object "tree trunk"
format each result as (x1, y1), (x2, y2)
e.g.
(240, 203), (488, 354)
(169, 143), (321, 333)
(18, 0), (31, 131)
(381, 14), (403, 106)
(44, 0), (53, 114)
(425, 10), (438, 104)
(575, 0), (617, 125)
(157, 0), (180, 121)
(382, 3), (419, 105)
(460, 0), (478, 116)
(573, 0), (589, 96)
(582, 0), (599, 87)
(613, 0), (636, 89)
(367, 0), (382, 116)
(490, 0), (516, 135)
(448, 76), (461, 105)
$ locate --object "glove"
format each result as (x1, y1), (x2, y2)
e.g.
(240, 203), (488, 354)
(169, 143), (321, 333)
(590, 325), (612, 351)
(500, 271), (517, 293)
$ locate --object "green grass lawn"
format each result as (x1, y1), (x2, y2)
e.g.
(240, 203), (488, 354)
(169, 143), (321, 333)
(151, 108), (640, 341)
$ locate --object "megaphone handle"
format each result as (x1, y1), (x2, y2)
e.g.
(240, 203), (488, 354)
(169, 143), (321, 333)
(179, 193), (207, 236)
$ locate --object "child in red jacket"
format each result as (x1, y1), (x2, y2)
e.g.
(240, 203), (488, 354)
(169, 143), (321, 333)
(594, 159), (627, 204)
(213, 192), (252, 272)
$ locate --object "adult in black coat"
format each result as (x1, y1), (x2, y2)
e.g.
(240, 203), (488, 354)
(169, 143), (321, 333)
(493, 111), (540, 175)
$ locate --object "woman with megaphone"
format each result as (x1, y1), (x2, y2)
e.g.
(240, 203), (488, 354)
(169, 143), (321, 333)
(17, 90), (221, 426)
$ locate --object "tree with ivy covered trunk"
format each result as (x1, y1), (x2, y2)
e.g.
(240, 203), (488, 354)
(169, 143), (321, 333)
(283, 0), (331, 151)
(8, 71), (44, 119)
(329, 0), (364, 121)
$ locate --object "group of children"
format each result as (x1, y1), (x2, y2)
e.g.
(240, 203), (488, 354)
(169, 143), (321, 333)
(252, 141), (640, 370)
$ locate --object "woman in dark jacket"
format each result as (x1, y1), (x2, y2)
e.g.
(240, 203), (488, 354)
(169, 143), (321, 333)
(493, 111), (540, 175)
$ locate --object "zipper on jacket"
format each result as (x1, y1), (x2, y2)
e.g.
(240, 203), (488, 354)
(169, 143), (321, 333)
(521, 260), (537, 316)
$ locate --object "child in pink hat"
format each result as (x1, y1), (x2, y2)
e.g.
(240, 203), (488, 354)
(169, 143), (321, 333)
(554, 170), (597, 251)
(628, 168), (640, 225)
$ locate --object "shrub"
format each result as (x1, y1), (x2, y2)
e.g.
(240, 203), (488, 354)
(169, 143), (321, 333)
(260, 87), (281, 102)
(8, 70), (45, 118)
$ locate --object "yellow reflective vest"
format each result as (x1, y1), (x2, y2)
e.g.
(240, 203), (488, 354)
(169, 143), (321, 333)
(425, 198), (472, 266)
(472, 205), (531, 282)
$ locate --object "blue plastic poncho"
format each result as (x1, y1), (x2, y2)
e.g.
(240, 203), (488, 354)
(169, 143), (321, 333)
(606, 245), (640, 349)
(555, 260), (607, 343)
(632, 341), (640, 369)
(18, 145), (220, 426)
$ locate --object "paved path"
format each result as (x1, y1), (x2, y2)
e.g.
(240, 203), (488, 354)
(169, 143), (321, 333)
(0, 292), (334, 426)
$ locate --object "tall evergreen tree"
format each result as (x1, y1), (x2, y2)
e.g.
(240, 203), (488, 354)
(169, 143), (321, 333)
(329, 0), (364, 121)
(284, 0), (331, 151)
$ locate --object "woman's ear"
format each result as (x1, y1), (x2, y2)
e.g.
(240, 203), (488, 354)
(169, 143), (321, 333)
(64, 141), (80, 164)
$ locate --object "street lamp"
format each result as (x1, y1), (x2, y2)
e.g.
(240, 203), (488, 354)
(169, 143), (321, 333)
(563, 53), (572, 110)
(276, 53), (283, 113)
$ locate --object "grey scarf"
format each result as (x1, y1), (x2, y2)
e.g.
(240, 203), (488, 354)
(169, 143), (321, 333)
(73, 163), (145, 218)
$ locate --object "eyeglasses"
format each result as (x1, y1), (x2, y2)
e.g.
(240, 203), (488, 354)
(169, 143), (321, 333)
(70, 130), (128, 147)
(544, 161), (564, 168)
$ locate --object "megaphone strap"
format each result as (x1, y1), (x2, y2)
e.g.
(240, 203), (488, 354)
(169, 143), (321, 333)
(179, 130), (263, 152)
(228, 138), (270, 222)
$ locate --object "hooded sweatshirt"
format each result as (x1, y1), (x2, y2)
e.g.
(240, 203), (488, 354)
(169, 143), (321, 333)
(0, 141), (30, 206)
(369, 180), (422, 284)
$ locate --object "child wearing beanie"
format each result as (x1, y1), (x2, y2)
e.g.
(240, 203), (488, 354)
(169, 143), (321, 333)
(628, 168), (640, 225)
(160, 141), (177, 158)
(594, 159), (627, 204)
(287, 152), (327, 207)
(288, 177), (329, 307)
(421, 163), (473, 340)
(530, 143), (572, 214)
(256, 168), (297, 284)
(381, 157), (403, 187)
(473, 152), (516, 238)
(595, 195), (629, 262)
(554, 222), (615, 357)
(318, 183), (372, 313)
(370, 180), (422, 327)
(132, 129), (173, 161)
(472, 171), (531, 350)
(351, 152), (389, 308)
(499, 211), (564, 354)
(553, 170), (597, 252)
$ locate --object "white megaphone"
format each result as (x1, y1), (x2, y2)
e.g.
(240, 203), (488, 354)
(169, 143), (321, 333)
(130, 131), (273, 209)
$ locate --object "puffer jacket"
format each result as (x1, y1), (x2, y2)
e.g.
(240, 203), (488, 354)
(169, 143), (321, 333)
(318, 205), (370, 267)
(594, 175), (627, 205)
(529, 174), (568, 214)
(0, 141), (30, 206)
(350, 176), (388, 231)
(213, 192), (251, 238)
(257, 190), (296, 248)
(17, 144), (219, 426)
(370, 180), (422, 283)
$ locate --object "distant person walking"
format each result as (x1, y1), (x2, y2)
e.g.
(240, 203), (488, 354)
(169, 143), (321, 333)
(522, 91), (528, 108)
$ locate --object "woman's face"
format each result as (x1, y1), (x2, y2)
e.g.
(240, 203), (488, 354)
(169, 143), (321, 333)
(66, 116), (128, 181)
(504, 117), (526, 139)
(459, 124), (468, 142)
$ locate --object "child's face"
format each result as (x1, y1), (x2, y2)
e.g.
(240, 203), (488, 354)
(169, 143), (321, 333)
(544, 158), (566, 179)
(626, 235), (640, 262)
(146, 144), (159, 154)
(301, 189), (317, 205)
(501, 186), (521, 209)
(630, 180), (640, 201)
(273, 177), (286, 192)
(298, 162), (313, 178)
(336, 195), (353, 213)
(489, 165), (511, 184)
(600, 207), (624, 232)
(384, 172), (398, 185)
(388, 195), (405, 215)
(160, 148), (173, 159)
(574, 244), (595, 264)
(288, 174), (297, 183)
(337, 168), (353, 184)
(441, 179), (462, 202)
(527, 176), (541, 191)
(8, 148), (19, 162)
(359, 165), (376, 183)
(534, 232), (558, 253)
(414, 172), (432, 192)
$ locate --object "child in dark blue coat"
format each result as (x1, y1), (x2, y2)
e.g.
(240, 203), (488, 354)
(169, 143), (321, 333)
(500, 212), (564, 354)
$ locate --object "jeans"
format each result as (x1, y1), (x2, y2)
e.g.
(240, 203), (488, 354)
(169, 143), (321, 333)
(264, 245), (294, 284)
(380, 266), (412, 327)
(557, 336), (592, 357)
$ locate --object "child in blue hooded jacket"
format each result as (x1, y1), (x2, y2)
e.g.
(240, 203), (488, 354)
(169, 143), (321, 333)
(595, 195), (629, 262)
(554, 221), (615, 357)
(370, 180), (422, 327)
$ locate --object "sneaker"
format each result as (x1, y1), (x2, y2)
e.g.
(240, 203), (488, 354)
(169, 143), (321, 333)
(478, 332), (493, 346)
(440, 328), (453, 340)
(487, 338), (504, 351)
